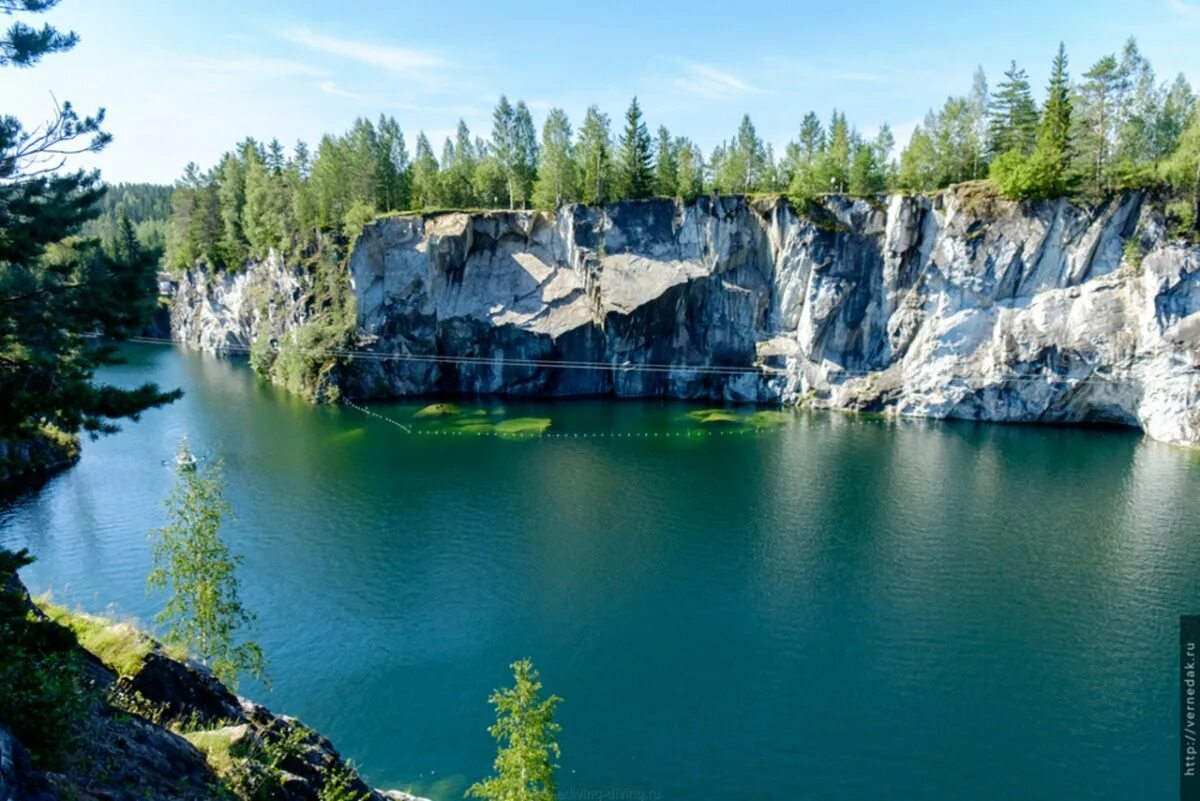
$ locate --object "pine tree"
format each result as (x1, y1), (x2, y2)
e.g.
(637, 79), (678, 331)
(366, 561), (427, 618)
(1074, 53), (1129, 196)
(817, 110), (851, 192)
(411, 132), (440, 209)
(511, 102), (538, 208)
(786, 111), (826, 200)
(675, 138), (704, 200)
(968, 66), (990, 177)
(616, 97), (653, 199)
(988, 61), (1039, 157)
(1034, 42), (1074, 196)
(0, 0), (178, 473)
(491, 96), (516, 208)
(576, 105), (613, 205)
(653, 126), (678, 197)
(216, 150), (249, 267)
(441, 120), (477, 208)
(378, 115), (411, 212)
(465, 659), (562, 801)
(532, 108), (576, 209)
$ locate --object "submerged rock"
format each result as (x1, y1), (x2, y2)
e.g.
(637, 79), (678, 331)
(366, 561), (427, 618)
(173, 190), (1200, 446)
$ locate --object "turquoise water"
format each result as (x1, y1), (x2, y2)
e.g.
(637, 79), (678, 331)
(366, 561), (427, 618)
(3, 343), (1198, 800)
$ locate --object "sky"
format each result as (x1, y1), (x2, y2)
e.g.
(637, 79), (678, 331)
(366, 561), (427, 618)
(4, 0), (1200, 184)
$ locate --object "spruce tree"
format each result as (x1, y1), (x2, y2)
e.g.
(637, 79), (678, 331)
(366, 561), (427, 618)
(491, 96), (516, 208)
(510, 102), (538, 208)
(675, 139), (704, 200)
(654, 126), (678, 197)
(988, 61), (1039, 157)
(1074, 54), (1129, 196)
(576, 106), (613, 205)
(616, 97), (653, 199)
(532, 108), (576, 209)
(1033, 43), (1074, 196)
(411, 132), (440, 209)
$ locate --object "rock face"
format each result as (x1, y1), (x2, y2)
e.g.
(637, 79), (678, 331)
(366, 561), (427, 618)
(174, 189), (1200, 446)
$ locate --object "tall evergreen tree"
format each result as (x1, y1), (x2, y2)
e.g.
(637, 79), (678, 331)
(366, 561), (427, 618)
(491, 96), (516, 208)
(0, 0), (178, 465)
(1035, 43), (1074, 195)
(1074, 53), (1129, 196)
(653, 126), (678, 197)
(616, 97), (653, 199)
(410, 132), (440, 209)
(988, 61), (1039, 157)
(968, 66), (990, 177)
(576, 105), (613, 205)
(674, 138), (704, 200)
(532, 108), (576, 209)
(511, 102), (538, 208)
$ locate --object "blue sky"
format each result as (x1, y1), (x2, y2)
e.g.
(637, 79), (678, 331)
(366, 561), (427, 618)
(4, 0), (1200, 183)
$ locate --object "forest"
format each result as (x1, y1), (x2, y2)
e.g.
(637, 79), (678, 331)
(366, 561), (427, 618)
(164, 36), (1200, 273)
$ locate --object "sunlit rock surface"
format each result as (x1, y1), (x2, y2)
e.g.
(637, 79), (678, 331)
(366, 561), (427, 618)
(175, 189), (1200, 446)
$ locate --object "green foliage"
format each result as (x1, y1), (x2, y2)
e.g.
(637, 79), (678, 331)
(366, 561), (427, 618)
(616, 96), (653, 200)
(248, 328), (276, 375)
(988, 61), (1039, 158)
(533, 108), (577, 209)
(0, 0), (179, 466)
(147, 450), (266, 689)
(39, 599), (156, 677)
(466, 659), (562, 801)
(189, 723), (313, 801)
(577, 105), (614, 204)
(317, 763), (369, 801)
(0, 0), (78, 67)
(0, 549), (94, 768)
(342, 199), (378, 243)
(82, 182), (172, 259)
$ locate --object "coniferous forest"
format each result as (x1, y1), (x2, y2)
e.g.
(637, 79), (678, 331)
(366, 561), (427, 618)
(164, 36), (1200, 274)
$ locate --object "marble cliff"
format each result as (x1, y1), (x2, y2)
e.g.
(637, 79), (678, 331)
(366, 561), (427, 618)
(172, 188), (1200, 445)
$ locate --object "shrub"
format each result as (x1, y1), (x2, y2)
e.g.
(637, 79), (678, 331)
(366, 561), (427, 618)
(0, 550), (94, 768)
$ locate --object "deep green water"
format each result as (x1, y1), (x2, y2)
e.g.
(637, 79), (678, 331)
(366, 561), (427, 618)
(3, 343), (1199, 800)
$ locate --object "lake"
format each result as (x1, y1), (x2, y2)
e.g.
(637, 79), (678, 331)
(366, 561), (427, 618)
(3, 343), (1197, 800)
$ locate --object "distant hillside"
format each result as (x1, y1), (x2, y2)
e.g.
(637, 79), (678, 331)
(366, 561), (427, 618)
(82, 183), (173, 259)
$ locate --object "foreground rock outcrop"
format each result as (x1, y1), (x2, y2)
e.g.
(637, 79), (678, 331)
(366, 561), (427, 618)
(3, 593), (428, 801)
(173, 188), (1200, 446)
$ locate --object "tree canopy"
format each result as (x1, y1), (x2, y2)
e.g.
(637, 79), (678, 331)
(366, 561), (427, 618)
(0, 0), (178, 476)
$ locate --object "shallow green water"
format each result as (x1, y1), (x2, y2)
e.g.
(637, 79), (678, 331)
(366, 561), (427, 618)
(3, 343), (1199, 800)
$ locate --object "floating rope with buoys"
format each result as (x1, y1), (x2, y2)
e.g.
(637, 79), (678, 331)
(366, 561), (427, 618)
(340, 398), (787, 441)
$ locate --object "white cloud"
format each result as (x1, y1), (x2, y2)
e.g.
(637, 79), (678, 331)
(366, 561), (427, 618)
(316, 80), (368, 100)
(1169, 0), (1200, 19)
(280, 27), (447, 78)
(672, 61), (763, 99)
(174, 54), (329, 79)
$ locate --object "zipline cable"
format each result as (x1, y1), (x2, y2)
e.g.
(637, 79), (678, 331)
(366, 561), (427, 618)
(120, 335), (1200, 385)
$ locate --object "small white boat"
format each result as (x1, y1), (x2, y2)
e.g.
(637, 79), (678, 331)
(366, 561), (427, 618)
(175, 446), (196, 470)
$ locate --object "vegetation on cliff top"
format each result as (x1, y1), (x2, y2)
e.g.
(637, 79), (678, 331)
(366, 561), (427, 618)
(163, 33), (1199, 280)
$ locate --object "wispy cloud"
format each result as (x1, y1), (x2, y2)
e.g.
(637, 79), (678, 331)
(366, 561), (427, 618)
(1169, 0), (1200, 20)
(280, 27), (447, 78)
(672, 61), (763, 99)
(175, 54), (329, 79)
(316, 80), (368, 100)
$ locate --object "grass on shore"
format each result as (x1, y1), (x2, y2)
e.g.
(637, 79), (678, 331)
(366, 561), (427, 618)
(36, 597), (184, 677)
